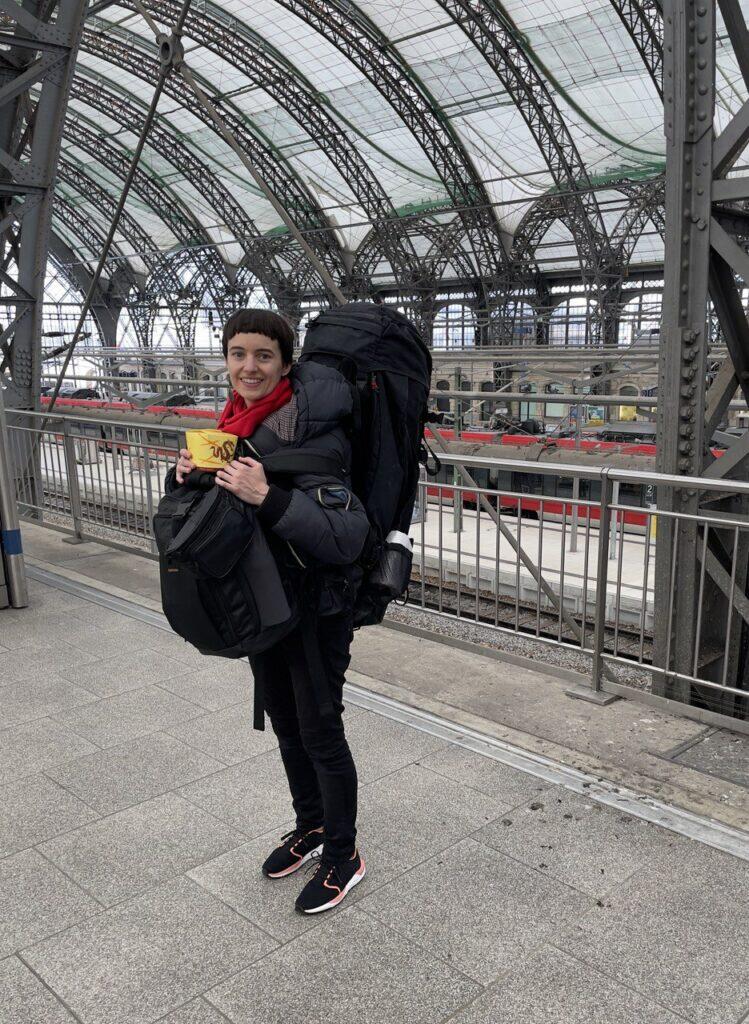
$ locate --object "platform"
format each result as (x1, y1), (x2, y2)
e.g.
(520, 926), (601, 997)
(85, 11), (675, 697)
(1, 522), (748, 1024)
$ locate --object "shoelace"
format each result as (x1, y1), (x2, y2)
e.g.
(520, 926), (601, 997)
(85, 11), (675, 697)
(303, 850), (342, 887)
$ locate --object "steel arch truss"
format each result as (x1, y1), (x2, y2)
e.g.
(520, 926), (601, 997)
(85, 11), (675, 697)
(272, 0), (508, 282)
(70, 72), (300, 312)
(609, 0), (664, 98)
(84, 14), (347, 295)
(134, 0), (421, 290)
(435, 0), (615, 292)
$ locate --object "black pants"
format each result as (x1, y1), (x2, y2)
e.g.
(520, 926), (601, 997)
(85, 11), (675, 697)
(249, 613), (358, 864)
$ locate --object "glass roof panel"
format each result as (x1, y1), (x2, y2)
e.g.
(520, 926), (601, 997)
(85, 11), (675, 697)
(53, 0), (685, 291)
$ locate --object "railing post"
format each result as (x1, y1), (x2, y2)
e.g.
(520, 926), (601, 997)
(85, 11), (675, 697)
(591, 470), (613, 692)
(61, 420), (85, 545)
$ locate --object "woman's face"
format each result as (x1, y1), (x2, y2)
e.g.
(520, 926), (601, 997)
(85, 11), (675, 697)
(225, 332), (290, 406)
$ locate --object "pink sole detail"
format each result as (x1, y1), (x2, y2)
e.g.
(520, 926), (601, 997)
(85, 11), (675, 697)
(299, 857), (367, 914)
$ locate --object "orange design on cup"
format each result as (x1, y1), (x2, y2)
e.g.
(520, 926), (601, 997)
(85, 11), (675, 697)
(185, 429), (238, 470)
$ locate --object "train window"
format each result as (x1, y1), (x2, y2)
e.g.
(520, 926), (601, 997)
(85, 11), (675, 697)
(512, 472), (542, 494)
(493, 470), (512, 492)
(472, 468), (490, 490)
(541, 475), (557, 497)
(618, 482), (644, 507)
(555, 476), (574, 500)
(588, 480), (602, 502)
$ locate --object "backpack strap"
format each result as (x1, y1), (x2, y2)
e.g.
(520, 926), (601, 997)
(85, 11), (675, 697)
(261, 448), (344, 479)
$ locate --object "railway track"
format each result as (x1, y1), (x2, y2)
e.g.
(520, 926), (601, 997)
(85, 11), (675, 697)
(408, 573), (654, 662)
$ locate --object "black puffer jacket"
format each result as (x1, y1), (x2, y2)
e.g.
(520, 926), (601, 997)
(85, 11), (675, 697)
(238, 362), (369, 613)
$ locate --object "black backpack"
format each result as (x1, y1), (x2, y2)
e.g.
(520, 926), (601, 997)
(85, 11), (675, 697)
(153, 479), (300, 659)
(300, 301), (432, 625)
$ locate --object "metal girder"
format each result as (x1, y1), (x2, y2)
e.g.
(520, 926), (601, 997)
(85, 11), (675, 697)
(69, 72), (298, 310)
(83, 15), (347, 296)
(132, 0), (420, 291)
(63, 111), (230, 304)
(435, 0), (615, 293)
(272, 0), (509, 282)
(51, 193), (140, 298)
(655, 0), (749, 712)
(611, 176), (666, 262)
(56, 160), (194, 346)
(0, 0), (88, 410)
(609, 0), (664, 97)
(47, 236), (121, 347)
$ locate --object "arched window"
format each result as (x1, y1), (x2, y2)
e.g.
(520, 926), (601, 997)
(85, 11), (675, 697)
(433, 303), (475, 349)
(549, 297), (597, 347)
(618, 292), (662, 346)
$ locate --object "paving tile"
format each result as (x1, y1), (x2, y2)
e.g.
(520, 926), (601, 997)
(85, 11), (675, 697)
(39, 792), (247, 907)
(207, 906), (481, 1024)
(157, 999), (229, 1024)
(188, 825), (403, 942)
(177, 752), (295, 837)
(51, 685), (204, 748)
(475, 789), (672, 898)
(167, 702), (279, 764)
(358, 763), (508, 867)
(154, 661), (253, 711)
(67, 621), (175, 658)
(55, 649), (191, 698)
(0, 849), (100, 957)
(0, 610), (75, 650)
(46, 732), (223, 814)
(0, 718), (98, 787)
(0, 774), (99, 858)
(0, 955), (79, 1023)
(417, 743), (551, 806)
(121, 628), (213, 669)
(342, 710), (448, 783)
(0, 675), (98, 728)
(362, 837), (593, 985)
(24, 877), (276, 1024)
(0, 642), (100, 685)
(449, 944), (689, 1024)
(557, 838), (749, 1024)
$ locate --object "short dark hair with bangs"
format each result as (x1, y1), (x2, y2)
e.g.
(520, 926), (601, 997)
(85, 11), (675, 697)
(222, 308), (295, 365)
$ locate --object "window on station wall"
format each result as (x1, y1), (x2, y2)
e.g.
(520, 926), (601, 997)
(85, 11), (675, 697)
(549, 296), (597, 347)
(617, 291), (662, 346)
(432, 302), (476, 349)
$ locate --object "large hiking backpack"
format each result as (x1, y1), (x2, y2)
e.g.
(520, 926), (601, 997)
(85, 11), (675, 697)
(300, 301), (432, 625)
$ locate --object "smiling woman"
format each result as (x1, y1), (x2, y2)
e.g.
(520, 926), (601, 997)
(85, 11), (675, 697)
(169, 305), (370, 916)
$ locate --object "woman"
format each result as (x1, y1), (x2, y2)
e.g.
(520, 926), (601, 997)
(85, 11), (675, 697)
(176, 308), (369, 914)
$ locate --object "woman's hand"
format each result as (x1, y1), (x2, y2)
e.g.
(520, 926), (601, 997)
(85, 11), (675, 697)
(175, 448), (195, 484)
(215, 456), (270, 506)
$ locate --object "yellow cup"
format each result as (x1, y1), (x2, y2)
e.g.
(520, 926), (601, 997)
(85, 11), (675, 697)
(185, 429), (238, 470)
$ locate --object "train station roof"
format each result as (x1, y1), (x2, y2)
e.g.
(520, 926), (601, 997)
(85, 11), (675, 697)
(58, 1), (747, 289)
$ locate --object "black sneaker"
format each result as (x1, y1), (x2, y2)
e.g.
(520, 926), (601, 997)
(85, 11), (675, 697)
(295, 850), (366, 914)
(262, 827), (324, 879)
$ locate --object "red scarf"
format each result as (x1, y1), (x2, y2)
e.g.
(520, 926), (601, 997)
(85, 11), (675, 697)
(217, 377), (292, 439)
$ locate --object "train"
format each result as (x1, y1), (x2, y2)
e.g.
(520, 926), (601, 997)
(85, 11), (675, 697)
(39, 394), (725, 533)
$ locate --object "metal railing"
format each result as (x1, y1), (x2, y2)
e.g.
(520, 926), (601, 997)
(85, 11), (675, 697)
(6, 409), (749, 725)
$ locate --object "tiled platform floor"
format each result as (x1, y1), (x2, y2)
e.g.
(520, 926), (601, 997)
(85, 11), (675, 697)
(1, 577), (748, 1024)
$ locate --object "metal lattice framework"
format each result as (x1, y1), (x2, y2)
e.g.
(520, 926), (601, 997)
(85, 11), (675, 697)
(82, 14), (348, 295)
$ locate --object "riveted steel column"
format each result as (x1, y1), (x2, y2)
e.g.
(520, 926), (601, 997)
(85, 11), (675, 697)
(654, 0), (715, 701)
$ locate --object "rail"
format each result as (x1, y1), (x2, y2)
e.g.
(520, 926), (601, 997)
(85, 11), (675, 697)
(5, 409), (749, 727)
